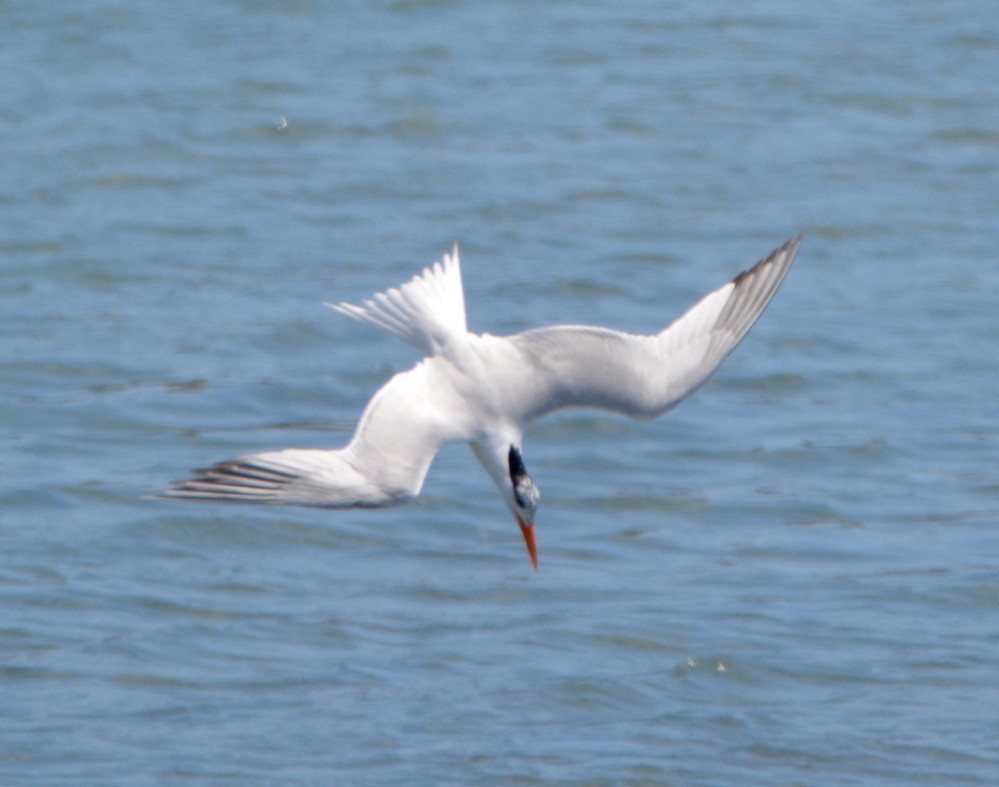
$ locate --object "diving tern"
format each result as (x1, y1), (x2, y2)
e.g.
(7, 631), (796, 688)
(164, 236), (801, 567)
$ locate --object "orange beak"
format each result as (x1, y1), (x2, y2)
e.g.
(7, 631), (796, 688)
(517, 516), (538, 569)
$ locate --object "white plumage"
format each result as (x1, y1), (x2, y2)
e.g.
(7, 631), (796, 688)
(164, 236), (802, 567)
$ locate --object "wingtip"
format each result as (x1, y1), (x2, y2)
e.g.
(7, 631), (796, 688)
(733, 234), (802, 286)
(770, 233), (804, 262)
(779, 232), (804, 261)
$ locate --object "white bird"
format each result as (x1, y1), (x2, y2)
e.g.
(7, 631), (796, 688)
(164, 236), (801, 567)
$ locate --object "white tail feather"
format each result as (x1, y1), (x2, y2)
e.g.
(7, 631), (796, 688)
(329, 245), (467, 355)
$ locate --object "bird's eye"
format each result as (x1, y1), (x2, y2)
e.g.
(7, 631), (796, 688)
(513, 478), (538, 511)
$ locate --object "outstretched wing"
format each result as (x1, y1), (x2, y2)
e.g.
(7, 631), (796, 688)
(162, 356), (476, 507)
(508, 236), (801, 423)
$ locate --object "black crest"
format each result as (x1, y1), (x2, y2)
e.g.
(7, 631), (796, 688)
(508, 445), (528, 484)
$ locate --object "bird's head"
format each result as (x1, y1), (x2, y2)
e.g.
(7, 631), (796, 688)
(507, 445), (540, 569)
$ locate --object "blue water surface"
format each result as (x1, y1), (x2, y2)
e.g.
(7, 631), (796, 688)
(2, 1), (998, 783)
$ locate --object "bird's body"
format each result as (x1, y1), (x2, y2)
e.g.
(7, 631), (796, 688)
(165, 237), (802, 566)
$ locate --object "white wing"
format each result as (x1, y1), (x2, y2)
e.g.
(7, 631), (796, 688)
(162, 354), (476, 507)
(508, 235), (801, 423)
(164, 247), (476, 507)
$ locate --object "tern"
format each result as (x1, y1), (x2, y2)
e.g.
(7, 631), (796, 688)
(164, 236), (801, 567)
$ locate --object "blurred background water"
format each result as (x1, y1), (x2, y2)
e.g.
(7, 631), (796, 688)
(2, 1), (998, 783)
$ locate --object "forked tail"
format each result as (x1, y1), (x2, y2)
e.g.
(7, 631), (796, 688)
(329, 245), (468, 356)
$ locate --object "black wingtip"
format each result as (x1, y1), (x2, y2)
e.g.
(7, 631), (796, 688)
(732, 234), (803, 288)
(158, 458), (301, 503)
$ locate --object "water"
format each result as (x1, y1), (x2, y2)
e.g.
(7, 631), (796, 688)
(2, 1), (998, 783)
